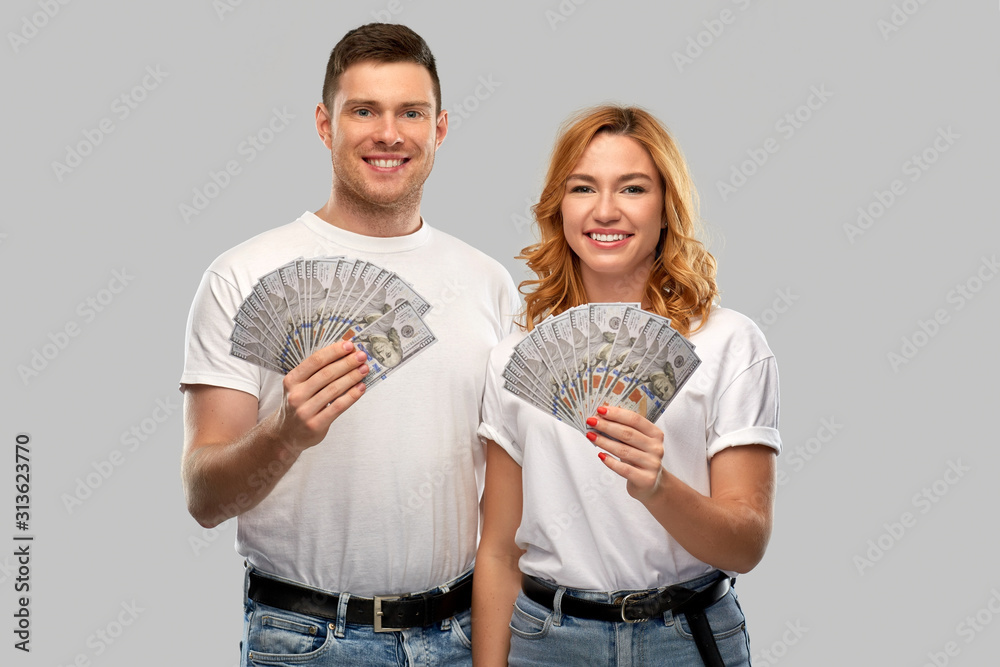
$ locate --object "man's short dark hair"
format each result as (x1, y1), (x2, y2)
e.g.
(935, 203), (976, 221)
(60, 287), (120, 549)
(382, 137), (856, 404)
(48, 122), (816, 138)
(322, 23), (441, 114)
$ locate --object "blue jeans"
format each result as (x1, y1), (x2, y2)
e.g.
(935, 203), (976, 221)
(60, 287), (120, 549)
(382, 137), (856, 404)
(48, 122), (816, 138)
(508, 571), (752, 666)
(240, 567), (472, 666)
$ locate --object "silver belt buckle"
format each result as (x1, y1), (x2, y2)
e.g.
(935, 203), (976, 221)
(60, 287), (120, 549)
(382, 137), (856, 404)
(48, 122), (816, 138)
(619, 592), (649, 623)
(373, 595), (402, 632)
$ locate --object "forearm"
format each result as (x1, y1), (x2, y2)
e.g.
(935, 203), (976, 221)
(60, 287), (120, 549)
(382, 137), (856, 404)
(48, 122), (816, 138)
(472, 551), (522, 667)
(183, 411), (303, 528)
(642, 470), (772, 574)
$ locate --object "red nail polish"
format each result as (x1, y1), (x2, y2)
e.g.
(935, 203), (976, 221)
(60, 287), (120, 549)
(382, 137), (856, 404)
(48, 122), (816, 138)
(598, 452), (607, 461)
(586, 432), (597, 442)
(586, 416), (598, 427)
(597, 406), (608, 415)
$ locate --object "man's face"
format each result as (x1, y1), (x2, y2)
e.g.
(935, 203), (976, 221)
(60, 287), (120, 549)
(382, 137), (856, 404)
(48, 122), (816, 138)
(321, 61), (447, 213)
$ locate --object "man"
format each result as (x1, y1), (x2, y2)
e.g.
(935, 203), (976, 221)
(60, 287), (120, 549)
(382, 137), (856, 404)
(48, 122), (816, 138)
(180, 23), (518, 666)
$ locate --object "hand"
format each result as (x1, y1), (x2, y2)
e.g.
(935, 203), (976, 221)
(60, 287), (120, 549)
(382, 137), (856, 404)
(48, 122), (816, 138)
(586, 405), (666, 502)
(273, 340), (369, 453)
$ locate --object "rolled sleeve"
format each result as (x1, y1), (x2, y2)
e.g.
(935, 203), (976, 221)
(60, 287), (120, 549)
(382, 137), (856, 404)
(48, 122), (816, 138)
(707, 357), (781, 458)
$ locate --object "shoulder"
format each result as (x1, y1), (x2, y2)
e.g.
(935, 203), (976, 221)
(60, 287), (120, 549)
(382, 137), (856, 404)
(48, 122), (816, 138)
(486, 329), (530, 367)
(203, 217), (313, 286)
(688, 306), (774, 365)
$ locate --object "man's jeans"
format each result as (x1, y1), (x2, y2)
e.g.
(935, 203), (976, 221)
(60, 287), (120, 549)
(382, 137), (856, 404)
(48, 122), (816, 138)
(241, 566), (472, 666)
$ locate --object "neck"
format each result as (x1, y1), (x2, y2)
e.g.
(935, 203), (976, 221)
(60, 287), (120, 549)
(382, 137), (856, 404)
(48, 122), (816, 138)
(314, 189), (423, 238)
(581, 258), (654, 307)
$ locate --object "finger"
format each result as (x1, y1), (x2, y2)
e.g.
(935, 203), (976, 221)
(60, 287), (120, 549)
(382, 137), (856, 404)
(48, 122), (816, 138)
(586, 415), (655, 454)
(294, 345), (368, 399)
(286, 340), (357, 385)
(587, 430), (660, 471)
(306, 363), (370, 414)
(316, 377), (367, 422)
(596, 405), (661, 439)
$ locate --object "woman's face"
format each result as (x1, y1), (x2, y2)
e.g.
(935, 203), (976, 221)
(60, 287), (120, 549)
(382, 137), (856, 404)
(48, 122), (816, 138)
(561, 133), (664, 293)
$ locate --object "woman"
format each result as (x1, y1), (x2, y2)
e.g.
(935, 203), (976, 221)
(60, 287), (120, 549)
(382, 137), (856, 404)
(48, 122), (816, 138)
(473, 106), (781, 666)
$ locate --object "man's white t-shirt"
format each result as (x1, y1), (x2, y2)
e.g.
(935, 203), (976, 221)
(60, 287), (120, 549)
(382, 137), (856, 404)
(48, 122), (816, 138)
(479, 307), (781, 591)
(181, 211), (518, 596)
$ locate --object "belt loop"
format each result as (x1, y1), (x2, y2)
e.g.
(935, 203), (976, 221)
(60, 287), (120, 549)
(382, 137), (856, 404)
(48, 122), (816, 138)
(551, 587), (566, 627)
(438, 582), (452, 631)
(334, 593), (350, 638)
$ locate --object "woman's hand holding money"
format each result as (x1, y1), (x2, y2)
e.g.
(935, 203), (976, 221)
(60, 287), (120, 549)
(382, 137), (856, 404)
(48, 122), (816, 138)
(274, 340), (370, 452)
(586, 405), (666, 502)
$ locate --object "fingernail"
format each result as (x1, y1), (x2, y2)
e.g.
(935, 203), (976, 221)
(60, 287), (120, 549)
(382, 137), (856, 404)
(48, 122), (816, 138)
(356, 351), (368, 362)
(586, 432), (597, 442)
(342, 341), (353, 351)
(597, 406), (608, 415)
(598, 452), (607, 461)
(359, 364), (369, 375)
(586, 416), (598, 427)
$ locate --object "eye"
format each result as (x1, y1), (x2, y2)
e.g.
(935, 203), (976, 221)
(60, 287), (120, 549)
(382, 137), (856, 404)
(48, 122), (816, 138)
(569, 185), (594, 193)
(623, 185), (646, 194)
(355, 108), (372, 117)
(403, 110), (422, 119)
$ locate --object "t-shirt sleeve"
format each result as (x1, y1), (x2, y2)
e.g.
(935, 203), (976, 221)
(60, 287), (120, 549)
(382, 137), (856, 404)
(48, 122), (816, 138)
(706, 356), (781, 458)
(179, 270), (263, 397)
(477, 344), (524, 466)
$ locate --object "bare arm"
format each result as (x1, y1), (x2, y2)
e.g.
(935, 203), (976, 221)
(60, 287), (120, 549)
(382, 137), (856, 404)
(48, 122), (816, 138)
(181, 340), (369, 528)
(588, 406), (776, 573)
(472, 440), (526, 667)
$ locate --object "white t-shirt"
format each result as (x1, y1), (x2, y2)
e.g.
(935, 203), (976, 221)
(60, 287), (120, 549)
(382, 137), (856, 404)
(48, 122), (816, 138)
(478, 307), (781, 591)
(181, 211), (519, 596)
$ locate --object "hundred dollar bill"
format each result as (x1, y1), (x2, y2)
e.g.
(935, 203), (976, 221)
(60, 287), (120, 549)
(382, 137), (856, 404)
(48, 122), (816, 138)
(515, 330), (580, 430)
(535, 316), (582, 421)
(590, 306), (654, 412)
(586, 303), (636, 415)
(596, 316), (665, 405)
(503, 357), (580, 427)
(344, 301), (437, 389)
(644, 332), (700, 423)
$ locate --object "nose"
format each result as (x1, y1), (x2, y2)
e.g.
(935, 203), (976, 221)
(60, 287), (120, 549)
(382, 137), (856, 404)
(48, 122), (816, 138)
(373, 115), (402, 146)
(592, 191), (620, 223)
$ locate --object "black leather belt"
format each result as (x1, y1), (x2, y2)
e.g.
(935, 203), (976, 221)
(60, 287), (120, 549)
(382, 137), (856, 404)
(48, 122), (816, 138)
(522, 572), (733, 666)
(248, 570), (472, 632)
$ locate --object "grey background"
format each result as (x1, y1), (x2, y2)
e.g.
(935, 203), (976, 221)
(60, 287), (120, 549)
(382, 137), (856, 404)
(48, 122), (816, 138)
(2, 1), (998, 664)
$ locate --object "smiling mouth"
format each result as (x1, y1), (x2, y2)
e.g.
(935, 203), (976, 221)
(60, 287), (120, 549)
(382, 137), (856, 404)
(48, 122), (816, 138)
(364, 158), (408, 168)
(588, 232), (632, 242)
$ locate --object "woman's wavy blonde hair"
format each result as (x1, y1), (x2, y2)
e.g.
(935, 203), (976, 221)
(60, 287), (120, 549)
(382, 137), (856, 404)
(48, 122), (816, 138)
(519, 105), (718, 336)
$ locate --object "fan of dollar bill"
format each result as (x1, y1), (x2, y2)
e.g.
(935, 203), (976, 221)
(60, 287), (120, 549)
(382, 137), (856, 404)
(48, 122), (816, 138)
(229, 257), (436, 388)
(503, 304), (700, 434)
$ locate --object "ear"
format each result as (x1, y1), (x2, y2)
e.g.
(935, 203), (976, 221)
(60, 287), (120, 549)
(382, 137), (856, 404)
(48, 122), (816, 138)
(315, 103), (333, 150)
(434, 109), (449, 150)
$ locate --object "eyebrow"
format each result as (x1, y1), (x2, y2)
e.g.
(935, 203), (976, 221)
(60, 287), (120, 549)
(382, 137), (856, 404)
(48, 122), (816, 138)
(342, 99), (433, 111)
(566, 172), (655, 183)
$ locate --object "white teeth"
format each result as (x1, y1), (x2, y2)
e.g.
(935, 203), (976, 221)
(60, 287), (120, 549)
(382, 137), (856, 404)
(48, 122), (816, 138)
(589, 233), (629, 242)
(367, 158), (405, 168)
